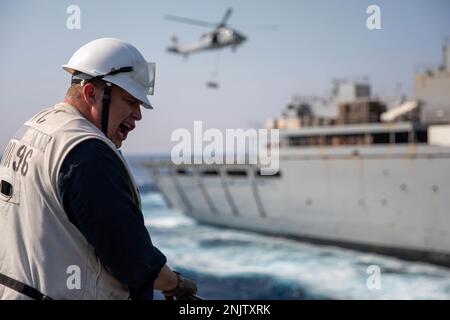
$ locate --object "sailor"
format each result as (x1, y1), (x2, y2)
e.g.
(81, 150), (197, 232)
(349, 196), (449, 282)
(0, 38), (197, 300)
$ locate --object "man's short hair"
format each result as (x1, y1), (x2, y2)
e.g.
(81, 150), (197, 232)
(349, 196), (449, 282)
(65, 79), (106, 101)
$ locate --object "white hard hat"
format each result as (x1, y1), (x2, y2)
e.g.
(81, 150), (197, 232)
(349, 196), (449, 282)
(63, 38), (155, 109)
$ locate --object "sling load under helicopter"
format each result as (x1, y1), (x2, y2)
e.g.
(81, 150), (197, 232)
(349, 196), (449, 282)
(165, 8), (247, 57)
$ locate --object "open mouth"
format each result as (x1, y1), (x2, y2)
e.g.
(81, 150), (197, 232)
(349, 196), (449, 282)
(118, 122), (134, 140)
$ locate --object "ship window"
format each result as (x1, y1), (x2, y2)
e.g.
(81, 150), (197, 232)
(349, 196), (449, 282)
(329, 134), (368, 146)
(201, 169), (219, 176)
(395, 132), (409, 144)
(176, 168), (193, 175)
(289, 136), (309, 146)
(226, 170), (248, 177)
(416, 130), (428, 143)
(372, 133), (390, 144)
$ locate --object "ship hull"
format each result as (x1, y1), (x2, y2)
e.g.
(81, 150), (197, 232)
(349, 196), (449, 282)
(147, 144), (450, 267)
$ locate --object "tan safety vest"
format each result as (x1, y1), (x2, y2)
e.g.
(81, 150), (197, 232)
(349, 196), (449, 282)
(0, 103), (141, 299)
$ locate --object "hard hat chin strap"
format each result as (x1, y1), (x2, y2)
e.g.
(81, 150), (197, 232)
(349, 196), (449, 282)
(101, 83), (112, 136)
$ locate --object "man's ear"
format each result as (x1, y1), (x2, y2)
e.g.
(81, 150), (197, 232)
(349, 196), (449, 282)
(83, 83), (97, 105)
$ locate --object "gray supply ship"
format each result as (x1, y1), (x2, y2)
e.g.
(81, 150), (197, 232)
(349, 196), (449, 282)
(144, 44), (450, 267)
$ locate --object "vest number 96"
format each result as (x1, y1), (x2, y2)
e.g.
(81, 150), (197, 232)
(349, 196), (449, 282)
(12, 145), (33, 176)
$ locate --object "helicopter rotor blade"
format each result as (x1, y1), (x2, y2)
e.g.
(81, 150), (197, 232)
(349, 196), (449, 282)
(219, 7), (233, 26)
(234, 24), (279, 31)
(164, 14), (217, 28)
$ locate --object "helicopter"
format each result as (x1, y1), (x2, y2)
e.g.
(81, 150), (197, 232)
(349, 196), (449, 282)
(165, 8), (247, 57)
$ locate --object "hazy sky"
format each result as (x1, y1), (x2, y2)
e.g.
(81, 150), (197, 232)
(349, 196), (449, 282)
(1, 0), (449, 155)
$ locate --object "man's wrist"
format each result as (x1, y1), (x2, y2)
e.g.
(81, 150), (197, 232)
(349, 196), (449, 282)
(163, 271), (181, 293)
(166, 271), (180, 292)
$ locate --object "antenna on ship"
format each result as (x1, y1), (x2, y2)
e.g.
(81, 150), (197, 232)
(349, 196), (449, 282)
(442, 36), (450, 71)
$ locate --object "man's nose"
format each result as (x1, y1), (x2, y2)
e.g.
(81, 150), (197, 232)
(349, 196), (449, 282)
(132, 105), (142, 121)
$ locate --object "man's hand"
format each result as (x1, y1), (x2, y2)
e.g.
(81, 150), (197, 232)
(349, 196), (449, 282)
(162, 271), (198, 300)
